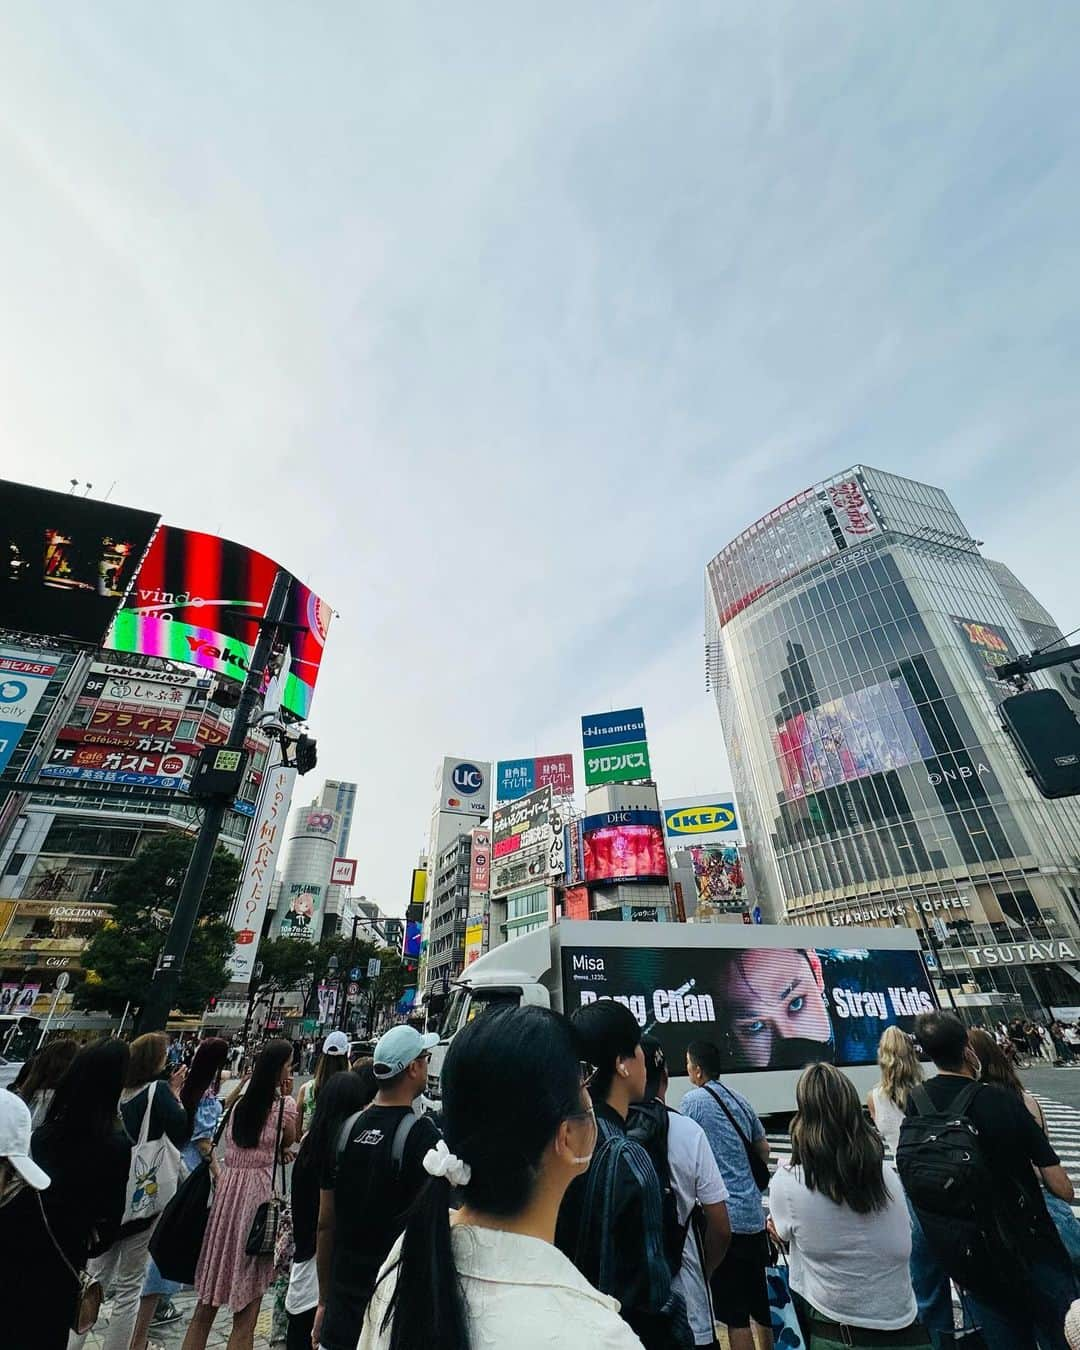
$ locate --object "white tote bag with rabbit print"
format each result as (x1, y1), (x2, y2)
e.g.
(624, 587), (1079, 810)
(122, 1081), (182, 1225)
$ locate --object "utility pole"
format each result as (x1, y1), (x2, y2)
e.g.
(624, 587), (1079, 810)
(138, 572), (294, 1033)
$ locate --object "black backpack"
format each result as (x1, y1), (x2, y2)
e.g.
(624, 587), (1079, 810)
(896, 1082), (1036, 1301)
(627, 1098), (693, 1278)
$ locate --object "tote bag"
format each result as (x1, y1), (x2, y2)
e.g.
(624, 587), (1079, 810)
(122, 1081), (182, 1225)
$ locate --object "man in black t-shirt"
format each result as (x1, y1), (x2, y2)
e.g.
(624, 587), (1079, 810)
(313, 1025), (441, 1350)
(908, 1011), (1077, 1350)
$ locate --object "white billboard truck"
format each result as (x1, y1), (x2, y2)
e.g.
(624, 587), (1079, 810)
(425, 920), (935, 1116)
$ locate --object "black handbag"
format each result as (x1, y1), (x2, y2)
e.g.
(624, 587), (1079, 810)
(245, 1096), (286, 1257)
(703, 1082), (771, 1191)
(149, 1099), (233, 1284)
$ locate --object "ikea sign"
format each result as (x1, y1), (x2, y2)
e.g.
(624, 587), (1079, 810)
(663, 801), (739, 838)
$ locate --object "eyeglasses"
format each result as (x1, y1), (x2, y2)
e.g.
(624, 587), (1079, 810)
(580, 1061), (598, 1088)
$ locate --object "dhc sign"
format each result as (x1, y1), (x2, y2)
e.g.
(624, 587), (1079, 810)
(664, 801), (739, 838)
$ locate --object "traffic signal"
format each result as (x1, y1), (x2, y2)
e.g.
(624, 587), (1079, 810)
(1000, 689), (1080, 798)
(294, 734), (318, 776)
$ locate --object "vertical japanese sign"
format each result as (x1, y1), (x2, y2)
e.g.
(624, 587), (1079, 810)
(581, 707), (651, 787)
(228, 763), (298, 983)
(469, 828), (491, 900)
(0, 651), (58, 776)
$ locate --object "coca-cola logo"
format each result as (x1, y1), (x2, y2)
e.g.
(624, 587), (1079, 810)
(827, 479), (878, 538)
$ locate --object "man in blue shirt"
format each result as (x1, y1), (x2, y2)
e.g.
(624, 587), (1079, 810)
(681, 1040), (772, 1350)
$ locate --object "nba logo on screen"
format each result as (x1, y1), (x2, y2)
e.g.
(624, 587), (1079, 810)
(452, 763), (484, 794)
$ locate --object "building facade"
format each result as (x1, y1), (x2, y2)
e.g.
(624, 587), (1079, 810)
(424, 832), (472, 994)
(706, 466), (1080, 1015)
(0, 644), (269, 1028)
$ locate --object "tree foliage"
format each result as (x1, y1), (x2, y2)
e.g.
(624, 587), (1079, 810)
(76, 832), (241, 1017)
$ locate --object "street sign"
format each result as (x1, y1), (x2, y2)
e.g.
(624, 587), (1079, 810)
(55, 972), (70, 992)
(752, 906), (762, 925)
(349, 966), (362, 981)
(347, 982), (360, 998)
(367, 958), (381, 978)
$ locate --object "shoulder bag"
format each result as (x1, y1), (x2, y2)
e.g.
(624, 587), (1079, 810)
(245, 1095), (287, 1257)
(703, 1082), (770, 1191)
(150, 1097), (232, 1284)
(38, 1193), (103, 1334)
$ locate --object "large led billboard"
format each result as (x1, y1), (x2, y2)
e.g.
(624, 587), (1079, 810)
(561, 942), (935, 1074)
(0, 481), (159, 645)
(582, 809), (668, 884)
(950, 615), (1021, 706)
(773, 677), (934, 800)
(106, 525), (332, 718)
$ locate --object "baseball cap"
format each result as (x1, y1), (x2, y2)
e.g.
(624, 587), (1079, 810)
(372, 1025), (439, 1080)
(322, 1031), (350, 1056)
(0, 1091), (50, 1190)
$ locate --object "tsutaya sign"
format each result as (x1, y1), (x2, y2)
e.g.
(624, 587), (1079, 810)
(941, 940), (1078, 970)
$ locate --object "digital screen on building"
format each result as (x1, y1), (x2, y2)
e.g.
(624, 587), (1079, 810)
(561, 943), (935, 1074)
(773, 677), (934, 800)
(582, 811), (668, 884)
(106, 525), (332, 718)
(402, 921), (422, 959)
(0, 481), (159, 645)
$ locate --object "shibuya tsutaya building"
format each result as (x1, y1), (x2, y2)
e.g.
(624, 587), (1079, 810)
(706, 466), (1080, 1015)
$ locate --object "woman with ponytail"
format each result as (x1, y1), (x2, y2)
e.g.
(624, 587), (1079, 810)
(360, 1004), (644, 1350)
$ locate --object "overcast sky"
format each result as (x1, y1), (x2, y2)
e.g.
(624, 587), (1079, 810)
(3, 4), (1079, 914)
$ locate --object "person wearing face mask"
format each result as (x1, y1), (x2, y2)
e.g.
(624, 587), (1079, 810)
(360, 1004), (642, 1350)
(901, 1011), (1076, 1350)
(554, 1001), (692, 1349)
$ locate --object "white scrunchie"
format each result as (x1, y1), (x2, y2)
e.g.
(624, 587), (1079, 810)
(423, 1140), (472, 1187)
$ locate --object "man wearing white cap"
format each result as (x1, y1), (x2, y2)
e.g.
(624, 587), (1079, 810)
(314, 1025), (442, 1350)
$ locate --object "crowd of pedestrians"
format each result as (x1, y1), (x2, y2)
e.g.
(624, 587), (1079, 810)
(4, 1008), (1080, 1349)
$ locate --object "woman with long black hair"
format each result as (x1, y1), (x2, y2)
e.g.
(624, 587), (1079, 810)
(22, 1038), (132, 1348)
(286, 1069), (375, 1350)
(130, 1035), (231, 1349)
(359, 1005), (643, 1350)
(12, 1035), (77, 1126)
(181, 1038), (297, 1350)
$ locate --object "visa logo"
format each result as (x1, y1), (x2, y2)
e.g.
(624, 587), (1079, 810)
(664, 804), (737, 836)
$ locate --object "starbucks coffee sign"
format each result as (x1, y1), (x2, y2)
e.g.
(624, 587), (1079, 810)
(826, 895), (970, 927)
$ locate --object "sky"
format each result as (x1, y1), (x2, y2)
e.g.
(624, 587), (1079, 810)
(2, 3), (1079, 915)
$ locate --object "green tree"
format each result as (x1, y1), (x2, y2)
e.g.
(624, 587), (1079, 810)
(76, 832), (241, 1017)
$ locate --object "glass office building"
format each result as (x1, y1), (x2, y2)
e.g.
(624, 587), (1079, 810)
(706, 467), (1080, 1015)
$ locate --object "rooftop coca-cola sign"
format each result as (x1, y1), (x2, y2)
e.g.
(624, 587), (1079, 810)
(826, 478), (880, 545)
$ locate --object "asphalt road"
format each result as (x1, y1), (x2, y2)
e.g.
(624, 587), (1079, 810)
(1022, 1063), (1080, 1109)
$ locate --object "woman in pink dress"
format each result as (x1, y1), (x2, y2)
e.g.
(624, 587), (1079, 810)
(182, 1039), (298, 1350)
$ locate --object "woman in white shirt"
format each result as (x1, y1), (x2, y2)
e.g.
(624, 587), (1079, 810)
(866, 1026), (922, 1155)
(769, 1063), (929, 1348)
(359, 1004), (643, 1350)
